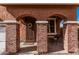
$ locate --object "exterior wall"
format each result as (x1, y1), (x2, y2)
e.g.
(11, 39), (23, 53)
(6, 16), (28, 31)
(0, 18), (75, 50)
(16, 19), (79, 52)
(68, 24), (78, 52)
(6, 23), (20, 54)
(0, 5), (15, 20)
(0, 5), (76, 51)
(64, 22), (78, 53)
(19, 20), (26, 42)
(56, 18), (62, 33)
(0, 5), (76, 42)
(0, 5), (77, 20)
(36, 21), (48, 54)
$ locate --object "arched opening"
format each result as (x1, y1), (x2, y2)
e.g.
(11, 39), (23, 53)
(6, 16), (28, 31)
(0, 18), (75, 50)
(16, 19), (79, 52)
(47, 14), (66, 52)
(17, 16), (37, 54)
(22, 16), (36, 43)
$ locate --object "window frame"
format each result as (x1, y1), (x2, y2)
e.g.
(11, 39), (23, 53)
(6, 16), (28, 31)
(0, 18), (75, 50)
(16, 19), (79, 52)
(48, 18), (57, 33)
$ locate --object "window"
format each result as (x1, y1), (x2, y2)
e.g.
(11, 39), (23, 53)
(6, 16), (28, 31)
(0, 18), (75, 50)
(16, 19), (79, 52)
(48, 18), (56, 33)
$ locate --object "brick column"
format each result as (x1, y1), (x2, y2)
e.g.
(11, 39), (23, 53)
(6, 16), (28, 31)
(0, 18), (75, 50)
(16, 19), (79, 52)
(64, 21), (78, 53)
(36, 21), (48, 54)
(5, 20), (20, 54)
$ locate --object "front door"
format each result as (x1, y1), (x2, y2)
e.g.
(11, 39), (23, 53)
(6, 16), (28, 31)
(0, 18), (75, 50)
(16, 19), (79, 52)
(26, 21), (36, 42)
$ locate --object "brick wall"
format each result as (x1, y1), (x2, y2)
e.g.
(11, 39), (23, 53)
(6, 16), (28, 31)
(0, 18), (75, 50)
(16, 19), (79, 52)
(0, 5), (77, 20)
(0, 5), (77, 42)
(6, 23), (20, 54)
(64, 23), (78, 53)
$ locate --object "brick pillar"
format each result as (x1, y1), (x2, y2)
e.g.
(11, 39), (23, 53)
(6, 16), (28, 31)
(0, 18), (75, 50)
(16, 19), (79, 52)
(6, 20), (20, 54)
(64, 21), (78, 53)
(36, 21), (48, 54)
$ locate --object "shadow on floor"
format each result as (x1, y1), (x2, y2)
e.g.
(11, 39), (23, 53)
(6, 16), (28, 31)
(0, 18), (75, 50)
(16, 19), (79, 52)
(17, 46), (37, 54)
(48, 38), (64, 53)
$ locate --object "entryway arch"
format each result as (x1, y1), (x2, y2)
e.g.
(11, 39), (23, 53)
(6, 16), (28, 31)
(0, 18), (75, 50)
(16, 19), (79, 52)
(47, 14), (68, 53)
(16, 15), (37, 54)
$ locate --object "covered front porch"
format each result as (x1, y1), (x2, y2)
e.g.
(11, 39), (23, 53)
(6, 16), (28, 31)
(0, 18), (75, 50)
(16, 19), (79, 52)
(1, 17), (78, 54)
(0, 4), (79, 55)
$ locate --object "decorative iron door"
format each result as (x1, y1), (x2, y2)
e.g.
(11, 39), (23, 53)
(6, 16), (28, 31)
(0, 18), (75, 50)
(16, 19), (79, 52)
(26, 22), (36, 42)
